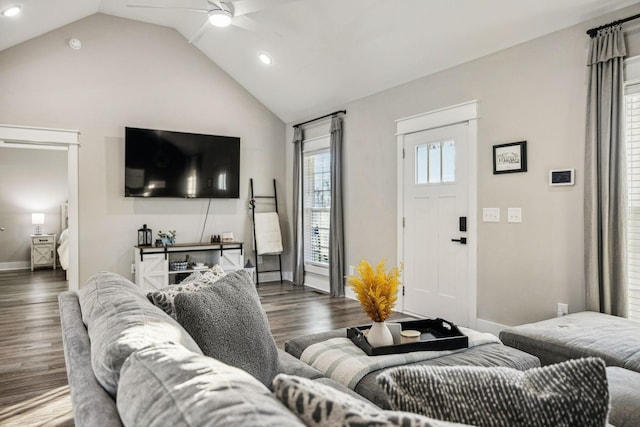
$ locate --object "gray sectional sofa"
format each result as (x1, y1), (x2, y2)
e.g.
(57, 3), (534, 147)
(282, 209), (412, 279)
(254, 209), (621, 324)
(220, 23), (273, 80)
(60, 271), (467, 426)
(58, 271), (625, 426)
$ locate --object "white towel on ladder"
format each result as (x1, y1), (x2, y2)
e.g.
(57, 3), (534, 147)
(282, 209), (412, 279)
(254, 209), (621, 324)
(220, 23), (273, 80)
(255, 212), (283, 255)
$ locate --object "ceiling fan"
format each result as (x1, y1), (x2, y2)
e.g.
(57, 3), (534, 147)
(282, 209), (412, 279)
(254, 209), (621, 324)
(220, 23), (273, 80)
(127, 0), (289, 43)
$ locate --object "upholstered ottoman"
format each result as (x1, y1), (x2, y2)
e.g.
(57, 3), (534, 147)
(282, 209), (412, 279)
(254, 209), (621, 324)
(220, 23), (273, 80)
(285, 328), (540, 409)
(499, 311), (640, 370)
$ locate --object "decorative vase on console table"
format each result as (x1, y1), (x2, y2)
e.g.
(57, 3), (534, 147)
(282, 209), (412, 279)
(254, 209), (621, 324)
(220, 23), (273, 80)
(347, 259), (402, 348)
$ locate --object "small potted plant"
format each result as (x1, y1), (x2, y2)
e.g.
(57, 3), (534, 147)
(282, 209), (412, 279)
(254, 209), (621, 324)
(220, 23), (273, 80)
(158, 230), (176, 246)
(347, 259), (402, 347)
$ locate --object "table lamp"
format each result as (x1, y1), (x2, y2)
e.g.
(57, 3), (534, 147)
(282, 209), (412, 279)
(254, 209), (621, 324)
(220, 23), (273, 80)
(32, 213), (45, 235)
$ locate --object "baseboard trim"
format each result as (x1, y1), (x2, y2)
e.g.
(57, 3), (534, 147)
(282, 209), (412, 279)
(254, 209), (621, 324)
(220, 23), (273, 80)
(475, 318), (509, 337)
(0, 261), (30, 271)
(255, 271), (290, 283)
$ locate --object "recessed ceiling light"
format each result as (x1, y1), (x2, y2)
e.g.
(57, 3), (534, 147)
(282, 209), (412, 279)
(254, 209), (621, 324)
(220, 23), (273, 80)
(259, 53), (272, 65)
(2, 5), (21, 17)
(208, 9), (232, 27)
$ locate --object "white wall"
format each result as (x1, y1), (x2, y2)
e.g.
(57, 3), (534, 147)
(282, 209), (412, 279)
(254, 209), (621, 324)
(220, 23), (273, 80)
(0, 13), (286, 284)
(0, 147), (67, 269)
(284, 5), (640, 327)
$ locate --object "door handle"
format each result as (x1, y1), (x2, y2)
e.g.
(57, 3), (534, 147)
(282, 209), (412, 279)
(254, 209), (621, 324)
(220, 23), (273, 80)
(451, 237), (467, 245)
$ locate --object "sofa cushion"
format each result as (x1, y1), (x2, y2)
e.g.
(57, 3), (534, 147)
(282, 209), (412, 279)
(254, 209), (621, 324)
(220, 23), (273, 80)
(272, 374), (467, 427)
(377, 357), (610, 427)
(606, 366), (640, 427)
(78, 272), (202, 396)
(117, 345), (304, 427)
(174, 269), (279, 387)
(147, 264), (226, 319)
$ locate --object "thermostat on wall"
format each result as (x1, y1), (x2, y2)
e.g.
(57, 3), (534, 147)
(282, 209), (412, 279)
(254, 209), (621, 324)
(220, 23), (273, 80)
(549, 168), (575, 186)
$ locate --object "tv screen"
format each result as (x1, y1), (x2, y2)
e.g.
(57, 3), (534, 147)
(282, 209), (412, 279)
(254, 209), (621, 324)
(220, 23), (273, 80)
(125, 127), (240, 198)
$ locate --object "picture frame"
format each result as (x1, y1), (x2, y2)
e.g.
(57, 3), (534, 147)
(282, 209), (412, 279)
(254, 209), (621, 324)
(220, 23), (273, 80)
(493, 141), (527, 174)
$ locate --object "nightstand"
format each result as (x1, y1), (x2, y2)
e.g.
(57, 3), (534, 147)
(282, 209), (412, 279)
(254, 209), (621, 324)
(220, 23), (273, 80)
(30, 234), (57, 271)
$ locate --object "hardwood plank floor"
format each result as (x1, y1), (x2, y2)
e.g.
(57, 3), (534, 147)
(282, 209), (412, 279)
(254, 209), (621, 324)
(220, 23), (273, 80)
(0, 269), (73, 427)
(0, 270), (408, 426)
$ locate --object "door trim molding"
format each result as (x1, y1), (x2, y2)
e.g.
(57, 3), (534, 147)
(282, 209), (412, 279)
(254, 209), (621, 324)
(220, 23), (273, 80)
(396, 101), (479, 328)
(0, 124), (80, 291)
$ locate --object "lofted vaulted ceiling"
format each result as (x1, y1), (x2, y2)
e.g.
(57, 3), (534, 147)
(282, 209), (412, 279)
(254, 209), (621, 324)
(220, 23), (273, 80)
(0, 0), (636, 122)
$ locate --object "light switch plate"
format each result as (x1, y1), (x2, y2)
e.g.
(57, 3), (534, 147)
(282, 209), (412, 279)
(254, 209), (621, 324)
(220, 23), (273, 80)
(507, 207), (522, 223)
(483, 208), (500, 222)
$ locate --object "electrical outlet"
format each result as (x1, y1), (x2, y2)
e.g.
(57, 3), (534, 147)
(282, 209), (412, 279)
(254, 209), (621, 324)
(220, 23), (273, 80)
(258, 256), (263, 264)
(557, 303), (568, 317)
(349, 265), (355, 276)
(131, 263), (136, 274)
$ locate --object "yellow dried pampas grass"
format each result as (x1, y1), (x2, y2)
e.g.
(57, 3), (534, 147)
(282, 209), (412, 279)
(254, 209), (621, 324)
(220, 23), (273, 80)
(347, 259), (402, 322)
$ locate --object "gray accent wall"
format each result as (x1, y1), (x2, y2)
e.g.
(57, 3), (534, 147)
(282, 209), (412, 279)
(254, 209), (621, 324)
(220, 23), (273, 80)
(284, 5), (640, 327)
(0, 13), (286, 283)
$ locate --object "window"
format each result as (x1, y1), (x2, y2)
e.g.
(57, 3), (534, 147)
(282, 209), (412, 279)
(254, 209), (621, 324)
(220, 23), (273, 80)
(415, 140), (455, 184)
(303, 136), (331, 270)
(625, 81), (640, 321)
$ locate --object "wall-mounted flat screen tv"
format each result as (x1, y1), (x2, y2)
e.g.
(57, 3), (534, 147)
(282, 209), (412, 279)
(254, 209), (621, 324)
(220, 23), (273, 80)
(125, 127), (240, 198)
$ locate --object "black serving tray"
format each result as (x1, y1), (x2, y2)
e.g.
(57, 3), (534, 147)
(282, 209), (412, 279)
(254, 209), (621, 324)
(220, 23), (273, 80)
(347, 318), (468, 356)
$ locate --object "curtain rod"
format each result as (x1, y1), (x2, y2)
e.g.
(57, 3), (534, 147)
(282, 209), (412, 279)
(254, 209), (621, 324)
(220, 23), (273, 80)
(293, 110), (346, 128)
(587, 12), (640, 37)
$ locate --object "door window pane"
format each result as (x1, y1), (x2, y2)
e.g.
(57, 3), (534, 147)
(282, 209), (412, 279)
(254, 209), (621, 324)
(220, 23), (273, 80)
(415, 140), (455, 184)
(442, 140), (456, 182)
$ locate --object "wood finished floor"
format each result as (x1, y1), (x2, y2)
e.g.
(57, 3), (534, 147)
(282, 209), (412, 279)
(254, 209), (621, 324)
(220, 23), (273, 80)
(0, 270), (409, 426)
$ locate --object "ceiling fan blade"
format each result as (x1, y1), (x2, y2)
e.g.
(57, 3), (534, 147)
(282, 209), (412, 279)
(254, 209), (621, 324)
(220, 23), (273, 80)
(230, 0), (297, 17)
(188, 18), (211, 44)
(232, 14), (283, 38)
(127, 4), (208, 13)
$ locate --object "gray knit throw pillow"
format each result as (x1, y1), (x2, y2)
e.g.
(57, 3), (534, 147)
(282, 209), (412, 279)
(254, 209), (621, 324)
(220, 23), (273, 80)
(173, 269), (279, 387)
(377, 357), (609, 427)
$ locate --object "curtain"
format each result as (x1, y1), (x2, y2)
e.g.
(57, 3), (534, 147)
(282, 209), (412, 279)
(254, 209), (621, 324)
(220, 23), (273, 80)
(292, 127), (304, 286)
(329, 116), (345, 297)
(585, 25), (628, 316)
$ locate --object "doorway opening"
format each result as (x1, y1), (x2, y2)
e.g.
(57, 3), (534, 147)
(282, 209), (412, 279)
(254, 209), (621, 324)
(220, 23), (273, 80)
(0, 124), (80, 291)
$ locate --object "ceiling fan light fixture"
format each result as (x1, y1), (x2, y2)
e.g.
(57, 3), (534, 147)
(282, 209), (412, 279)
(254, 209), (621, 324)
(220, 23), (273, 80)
(2, 4), (22, 17)
(208, 8), (232, 27)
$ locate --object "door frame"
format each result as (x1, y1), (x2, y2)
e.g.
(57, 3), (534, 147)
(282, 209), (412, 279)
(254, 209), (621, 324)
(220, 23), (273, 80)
(0, 124), (80, 291)
(396, 101), (478, 328)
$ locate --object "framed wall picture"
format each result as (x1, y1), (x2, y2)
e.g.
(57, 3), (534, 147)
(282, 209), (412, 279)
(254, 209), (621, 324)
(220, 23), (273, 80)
(493, 141), (527, 174)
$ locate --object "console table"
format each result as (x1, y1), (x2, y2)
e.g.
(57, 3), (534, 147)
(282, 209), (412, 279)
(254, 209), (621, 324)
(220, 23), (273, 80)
(134, 241), (243, 290)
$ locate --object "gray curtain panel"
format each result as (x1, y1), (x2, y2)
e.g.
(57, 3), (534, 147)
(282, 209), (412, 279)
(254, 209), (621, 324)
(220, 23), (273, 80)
(329, 116), (345, 297)
(292, 127), (304, 286)
(584, 25), (628, 316)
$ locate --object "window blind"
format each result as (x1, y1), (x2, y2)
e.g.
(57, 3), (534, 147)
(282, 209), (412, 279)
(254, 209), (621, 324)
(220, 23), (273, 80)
(625, 85), (640, 321)
(303, 147), (331, 267)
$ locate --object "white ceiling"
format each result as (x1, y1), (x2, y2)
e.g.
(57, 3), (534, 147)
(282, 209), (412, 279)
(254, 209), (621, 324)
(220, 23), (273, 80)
(0, 0), (637, 122)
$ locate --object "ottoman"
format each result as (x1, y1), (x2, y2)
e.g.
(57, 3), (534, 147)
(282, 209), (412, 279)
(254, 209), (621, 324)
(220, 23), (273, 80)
(285, 328), (540, 409)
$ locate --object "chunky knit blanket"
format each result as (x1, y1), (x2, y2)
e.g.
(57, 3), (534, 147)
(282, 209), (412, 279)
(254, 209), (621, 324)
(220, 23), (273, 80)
(300, 327), (500, 389)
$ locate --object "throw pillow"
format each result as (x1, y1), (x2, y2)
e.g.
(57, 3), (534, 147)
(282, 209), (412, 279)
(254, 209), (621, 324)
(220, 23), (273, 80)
(117, 344), (304, 427)
(377, 357), (610, 427)
(272, 374), (465, 427)
(77, 271), (202, 396)
(173, 269), (279, 387)
(147, 264), (226, 319)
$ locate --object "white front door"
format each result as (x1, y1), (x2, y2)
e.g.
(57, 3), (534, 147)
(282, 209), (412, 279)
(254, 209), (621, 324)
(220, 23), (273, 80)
(402, 122), (469, 326)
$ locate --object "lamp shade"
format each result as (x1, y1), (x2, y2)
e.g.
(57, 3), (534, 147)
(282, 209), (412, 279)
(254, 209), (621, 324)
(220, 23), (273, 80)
(32, 213), (45, 235)
(32, 213), (45, 225)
